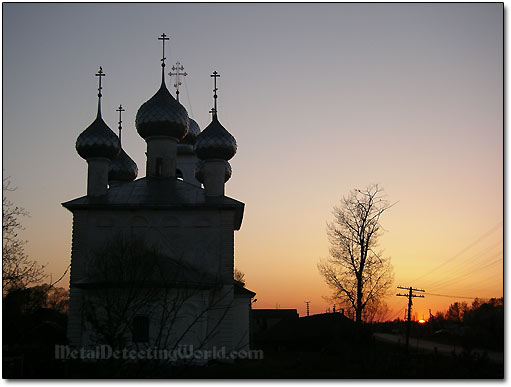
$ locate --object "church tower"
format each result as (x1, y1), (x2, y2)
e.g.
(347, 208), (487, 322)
(108, 105), (138, 187)
(75, 67), (121, 196)
(168, 61), (203, 186)
(194, 71), (237, 197)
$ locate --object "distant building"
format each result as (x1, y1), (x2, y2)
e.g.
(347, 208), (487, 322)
(62, 36), (255, 356)
(252, 311), (356, 351)
(252, 309), (299, 336)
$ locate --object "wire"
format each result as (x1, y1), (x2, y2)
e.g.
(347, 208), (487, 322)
(411, 222), (502, 283)
(423, 250), (503, 290)
(424, 292), (481, 300)
(183, 76), (194, 117)
(388, 307), (405, 321)
(426, 252), (502, 289)
(421, 239), (502, 275)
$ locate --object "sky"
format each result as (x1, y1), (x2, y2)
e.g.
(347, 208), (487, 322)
(3, 3), (503, 319)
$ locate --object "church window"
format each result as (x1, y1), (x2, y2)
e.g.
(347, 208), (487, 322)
(133, 315), (149, 343)
(155, 158), (163, 177)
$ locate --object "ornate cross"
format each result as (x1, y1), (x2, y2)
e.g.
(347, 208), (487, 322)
(210, 70), (220, 113)
(158, 33), (170, 69)
(116, 104), (125, 145)
(95, 66), (105, 115)
(169, 61), (187, 102)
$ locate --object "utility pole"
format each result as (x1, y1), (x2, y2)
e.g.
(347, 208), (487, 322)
(396, 286), (425, 352)
(305, 301), (310, 316)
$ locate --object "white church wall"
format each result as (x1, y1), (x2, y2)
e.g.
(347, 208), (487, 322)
(68, 207), (240, 350)
(176, 154), (201, 187)
(232, 296), (251, 351)
(72, 208), (236, 279)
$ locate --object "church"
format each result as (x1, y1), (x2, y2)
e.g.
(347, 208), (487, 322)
(62, 34), (255, 356)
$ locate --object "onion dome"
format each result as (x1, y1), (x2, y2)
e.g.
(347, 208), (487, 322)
(195, 160), (232, 184)
(181, 117), (201, 145)
(76, 116), (121, 160)
(194, 115), (237, 160)
(178, 117), (201, 155)
(109, 149), (138, 182)
(76, 67), (120, 160)
(135, 82), (189, 140)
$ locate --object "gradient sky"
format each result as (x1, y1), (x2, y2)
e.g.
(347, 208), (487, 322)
(3, 3), (503, 319)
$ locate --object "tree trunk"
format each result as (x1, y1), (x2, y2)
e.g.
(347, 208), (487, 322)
(356, 278), (363, 325)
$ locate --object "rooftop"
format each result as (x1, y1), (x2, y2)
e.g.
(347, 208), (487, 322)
(62, 177), (244, 229)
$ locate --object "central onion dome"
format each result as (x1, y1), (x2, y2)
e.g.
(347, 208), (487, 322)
(135, 82), (189, 140)
(76, 115), (121, 160)
(109, 149), (138, 182)
(194, 115), (237, 160)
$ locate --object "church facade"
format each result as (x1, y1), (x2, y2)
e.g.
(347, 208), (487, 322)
(62, 36), (254, 356)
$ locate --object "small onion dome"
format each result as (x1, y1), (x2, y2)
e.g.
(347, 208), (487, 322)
(194, 115), (237, 160)
(108, 148), (138, 182)
(135, 82), (189, 140)
(181, 117), (201, 145)
(76, 116), (121, 160)
(177, 118), (201, 155)
(194, 159), (232, 184)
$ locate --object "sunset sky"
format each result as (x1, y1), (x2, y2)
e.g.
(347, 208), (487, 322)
(3, 3), (503, 319)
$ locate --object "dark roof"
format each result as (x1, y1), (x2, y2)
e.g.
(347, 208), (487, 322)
(62, 177), (244, 229)
(234, 282), (256, 297)
(255, 312), (356, 344)
(252, 309), (299, 319)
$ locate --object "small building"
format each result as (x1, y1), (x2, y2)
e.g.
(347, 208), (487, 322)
(251, 309), (299, 336)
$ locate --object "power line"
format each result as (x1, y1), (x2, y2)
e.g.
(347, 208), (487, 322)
(426, 254), (502, 290)
(421, 241), (502, 285)
(420, 239), (502, 283)
(411, 222), (502, 283)
(388, 307), (405, 321)
(440, 270), (504, 294)
(423, 292), (480, 300)
(183, 76), (194, 117)
(424, 251), (503, 290)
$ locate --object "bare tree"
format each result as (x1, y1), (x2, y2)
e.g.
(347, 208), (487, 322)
(80, 233), (238, 373)
(234, 268), (245, 286)
(364, 301), (391, 323)
(318, 184), (394, 325)
(3, 177), (46, 293)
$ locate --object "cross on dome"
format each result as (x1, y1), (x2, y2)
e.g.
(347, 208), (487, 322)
(210, 71), (220, 116)
(95, 66), (106, 116)
(158, 33), (170, 82)
(116, 104), (125, 145)
(169, 61), (187, 102)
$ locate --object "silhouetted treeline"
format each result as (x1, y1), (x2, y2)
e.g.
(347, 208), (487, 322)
(3, 284), (69, 377)
(428, 298), (503, 351)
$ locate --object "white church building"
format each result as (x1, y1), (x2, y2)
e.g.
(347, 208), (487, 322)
(62, 35), (255, 357)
